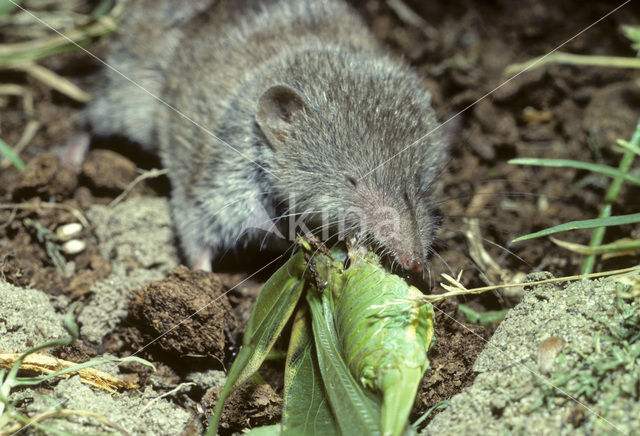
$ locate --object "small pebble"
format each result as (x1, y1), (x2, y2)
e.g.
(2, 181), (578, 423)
(538, 336), (565, 374)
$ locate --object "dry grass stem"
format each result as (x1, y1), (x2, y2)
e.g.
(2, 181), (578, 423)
(0, 202), (89, 227)
(505, 51), (640, 75)
(109, 168), (169, 207)
(0, 352), (138, 392)
(385, 0), (438, 38)
(422, 265), (640, 303)
(7, 63), (90, 102)
(0, 408), (127, 436)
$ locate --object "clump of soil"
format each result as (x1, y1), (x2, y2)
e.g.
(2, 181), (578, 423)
(412, 300), (489, 422)
(10, 153), (77, 201)
(1, 0), (639, 434)
(0, 149), (138, 298)
(203, 382), (283, 433)
(423, 275), (640, 435)
(129, 265), (238, 358)
(81, 149), (138, 194)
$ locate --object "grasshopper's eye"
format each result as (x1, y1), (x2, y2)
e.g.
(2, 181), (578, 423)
(346, 175), (358, 187)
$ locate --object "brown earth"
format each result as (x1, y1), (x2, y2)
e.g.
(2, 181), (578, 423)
(1, 0), (639, 433)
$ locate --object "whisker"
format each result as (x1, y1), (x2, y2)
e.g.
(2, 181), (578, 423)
(437, 225), (529, 267)
(427, 246), (455, 278)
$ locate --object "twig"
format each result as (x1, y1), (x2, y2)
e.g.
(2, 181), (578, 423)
(0, 207), (16, 230)
(0, 83), (34, 115)
(421, 265), (640, 303)
(0, 119), (40, 169)
(139, 382), (195, 414)
(504, 51), (640, 75)
(550, 236), (640, 256)
(385, 0), (438, 39)
(0, 202), (88, 227)
(0, 408), (129, 436)
(6, 62), (90, 102)
(0, 9), (119, 60)
(0, 84), (27, 95)
(109, 168), (168, 207)
(0, 352), (138, 392)
(464, 217), (506, 285)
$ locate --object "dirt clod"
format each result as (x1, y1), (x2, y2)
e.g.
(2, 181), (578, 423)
(81, 149), (138, 194)
(583, 82), (640, 148)
(2, 1), (640, 434)
(129, 265), (238, 357)
(203, 382), (283, 434)
(412, 300), (489, 423)
(11, 153), (77, 201)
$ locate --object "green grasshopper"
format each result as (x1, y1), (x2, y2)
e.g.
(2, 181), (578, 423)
(318, 244), (435, 436)
(208, 237), (435, 436)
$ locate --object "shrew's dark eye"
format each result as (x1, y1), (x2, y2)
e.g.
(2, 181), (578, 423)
(346, 175), (358, 187)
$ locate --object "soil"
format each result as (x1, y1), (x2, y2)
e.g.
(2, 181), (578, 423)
(423, 273), (640, 435)
(129, 267), (237, 357)
(1, 0), (639, 434)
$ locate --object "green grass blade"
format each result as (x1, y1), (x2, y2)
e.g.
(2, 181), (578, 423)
(307, 291), (382, 436)
(412, 401), (448, 429)
(551, 236), (640, 255)
(512, 213), (640, 242)
(0, 138), (25, 171)
(90, 0), (114, 19)
(5, 303), (80, 385)
(616, 139), (640, 156)
(508, 158), (640, 185)
(458, 304), (508, 325)
(0, 13), (118, 65)
(283, 306), (338, 435)
(207, 252), (307, 435)
(583, 120), (640, 274)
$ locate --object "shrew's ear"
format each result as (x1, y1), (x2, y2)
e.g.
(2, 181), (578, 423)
(256, 85), (308, 150)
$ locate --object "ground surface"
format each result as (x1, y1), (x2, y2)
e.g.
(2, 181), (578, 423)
(1, 0), (639, 434)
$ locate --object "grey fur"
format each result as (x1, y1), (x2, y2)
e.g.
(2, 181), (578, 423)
(84, 0), (448, 270)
